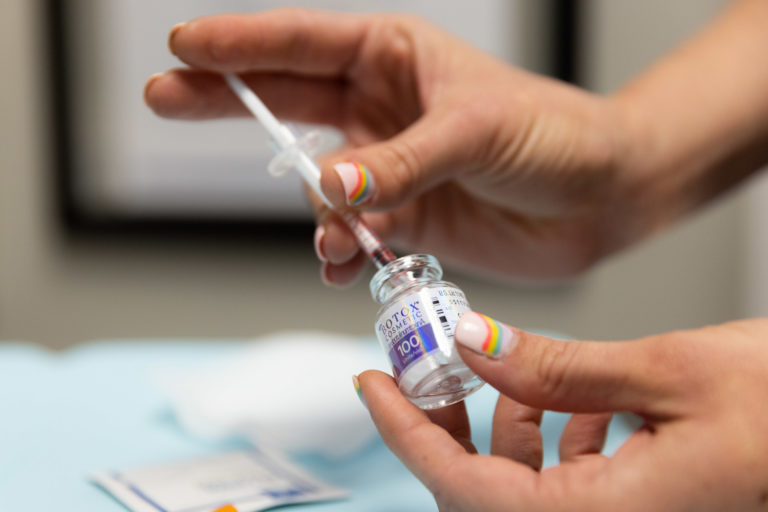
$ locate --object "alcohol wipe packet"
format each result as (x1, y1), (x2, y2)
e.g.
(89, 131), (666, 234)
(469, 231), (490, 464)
(91, 449), (348, 512)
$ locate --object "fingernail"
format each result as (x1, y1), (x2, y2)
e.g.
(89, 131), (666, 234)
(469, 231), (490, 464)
(320, 262), (333, 287)
(352, 374), (366, 408)
(143, 73), (163, 106)
(168, 22), (186, 54)
(313, 225), (328, 262)
(334, 162), (375, 206)
(455, 312), (517, 358)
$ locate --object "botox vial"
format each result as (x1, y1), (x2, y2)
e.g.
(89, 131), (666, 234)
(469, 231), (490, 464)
(370, 254), (484, 409)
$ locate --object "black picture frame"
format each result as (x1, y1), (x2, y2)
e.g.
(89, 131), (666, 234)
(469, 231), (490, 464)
(43, 0), (579, 242)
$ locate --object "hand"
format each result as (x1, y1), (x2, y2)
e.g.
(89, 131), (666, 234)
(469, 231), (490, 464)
(144, 10), (642, 286)
(357, 314), (768, 511)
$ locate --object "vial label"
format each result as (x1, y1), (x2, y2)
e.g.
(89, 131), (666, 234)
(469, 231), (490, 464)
(388, 323), (440, 377)
(375, 286), (470, 377)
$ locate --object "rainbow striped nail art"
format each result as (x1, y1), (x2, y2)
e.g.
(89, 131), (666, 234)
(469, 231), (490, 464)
(352, 374), (366, 408)
(479, 314), (505, 356)
(334, 162), (374, 206)
(455, 312), (517, 358)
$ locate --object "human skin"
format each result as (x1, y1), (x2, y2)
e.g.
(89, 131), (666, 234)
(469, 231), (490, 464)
(144, 1), (768, 286)
(144, 1), (768, 509)
(356, 316), (768, 512)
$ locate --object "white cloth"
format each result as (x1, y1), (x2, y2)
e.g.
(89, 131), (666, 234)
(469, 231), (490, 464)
(157, 331), (387, 458)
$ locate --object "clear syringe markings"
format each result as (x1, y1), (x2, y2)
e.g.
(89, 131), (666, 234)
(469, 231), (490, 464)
(224, 73), (396, 269)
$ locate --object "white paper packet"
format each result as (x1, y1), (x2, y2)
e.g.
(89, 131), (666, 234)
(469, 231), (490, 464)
(91, 449), (347, 512)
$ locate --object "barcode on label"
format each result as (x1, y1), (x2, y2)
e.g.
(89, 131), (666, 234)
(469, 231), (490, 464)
(431, 296), (453, 337)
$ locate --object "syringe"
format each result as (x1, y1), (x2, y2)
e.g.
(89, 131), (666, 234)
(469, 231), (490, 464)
(224, 73), (396, 269)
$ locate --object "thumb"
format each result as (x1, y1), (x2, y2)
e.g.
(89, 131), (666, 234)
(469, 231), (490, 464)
(454, 312), (683, 417)
(319, 109), (471, 210)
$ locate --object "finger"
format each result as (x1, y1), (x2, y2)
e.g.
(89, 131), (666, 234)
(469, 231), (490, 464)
(314, 223), (359, 266)
(318, 109), (477, 211)
(309, 166), (403, 269)
(360, 371), (570, 511)
(169, 11), (368, 75)
(144, 69), (346, 123)
(307, 178), (360, 266)
(425, 401), (476, 454)
(454, 312), (685, 416)
(558, 413), (612, 462)
(490, 395), (544, 470)
(313, 213), (360, 265)
(320, 252), (367, 288)
(356, 370), (476, 492)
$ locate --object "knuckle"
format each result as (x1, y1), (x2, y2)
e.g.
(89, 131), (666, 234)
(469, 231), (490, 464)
(279, 9), (315, 63)
(446, 100), (504, 162)
(356, 15), (418, 76)
(379, 139), (422, 197)
(534, 341), (580, 400)
(378, 12), (430, 35)
(645, 332), (700, 378)
(206, 32), (241, 66)
(386, 27), (414, 71)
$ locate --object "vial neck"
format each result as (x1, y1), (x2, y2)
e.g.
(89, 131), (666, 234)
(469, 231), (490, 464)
(370, 254), (443, 304)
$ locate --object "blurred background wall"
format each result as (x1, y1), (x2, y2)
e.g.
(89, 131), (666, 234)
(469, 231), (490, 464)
(1, 0), (762, 349)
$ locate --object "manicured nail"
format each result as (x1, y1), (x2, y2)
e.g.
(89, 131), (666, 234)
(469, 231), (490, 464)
(313, 225), (328, 262)
(168, 22), (186, 54)
(455, 312), (517, 358)
(352, 375), (366, 408)
(334, 162), (375, 206)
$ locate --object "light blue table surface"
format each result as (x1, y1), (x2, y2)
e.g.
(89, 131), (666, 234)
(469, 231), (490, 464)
(0, 340), (634, 511)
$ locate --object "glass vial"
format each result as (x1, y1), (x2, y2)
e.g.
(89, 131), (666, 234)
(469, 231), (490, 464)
(369, 254), (484, 409)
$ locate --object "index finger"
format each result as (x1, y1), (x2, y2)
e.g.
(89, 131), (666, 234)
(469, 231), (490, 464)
(357, 370), (472, 491)
(359, 370), (544, 509)
(169, 9), (369, 75)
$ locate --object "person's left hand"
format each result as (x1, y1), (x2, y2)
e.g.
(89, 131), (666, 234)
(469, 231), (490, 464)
(356, 314), (768, 511)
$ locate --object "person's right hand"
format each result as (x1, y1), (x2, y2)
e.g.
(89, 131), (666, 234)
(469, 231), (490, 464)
(145, 9), (649, 285)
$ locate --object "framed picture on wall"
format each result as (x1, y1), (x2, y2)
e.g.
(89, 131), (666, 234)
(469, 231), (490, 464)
(46, 0), (576, 238)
